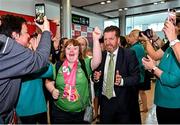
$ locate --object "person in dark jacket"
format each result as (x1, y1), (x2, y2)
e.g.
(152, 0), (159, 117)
(93, 26), (140, 124)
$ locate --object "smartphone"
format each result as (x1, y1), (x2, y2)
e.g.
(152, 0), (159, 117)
(35, 3), (45, 24)
(168, 8), (176, 25)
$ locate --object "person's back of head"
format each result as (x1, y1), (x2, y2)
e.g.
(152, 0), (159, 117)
(0, 14), (26, 38)
(120, 36), (127, 48)
(127, 29), (141, 45)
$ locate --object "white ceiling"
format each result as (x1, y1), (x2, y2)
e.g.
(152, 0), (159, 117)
(50, 0), (180, 18)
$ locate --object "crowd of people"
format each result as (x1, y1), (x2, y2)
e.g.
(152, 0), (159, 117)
(0, 11), (180, 124)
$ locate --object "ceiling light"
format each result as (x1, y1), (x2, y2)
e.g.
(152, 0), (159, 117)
(100, 1), (106, 5)
(124, 8), (128, 10)
(153, 2), (158, 5)
(118, 8), (123, 11)
(106, 0), (111, 4)
(160, 1), (165, 4)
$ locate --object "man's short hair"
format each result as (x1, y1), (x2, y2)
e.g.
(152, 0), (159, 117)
(0, 14), (26, 38)
(103, 26), (121, 37)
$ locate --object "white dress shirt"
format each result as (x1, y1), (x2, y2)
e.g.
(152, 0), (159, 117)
(102, 48), (124, 97)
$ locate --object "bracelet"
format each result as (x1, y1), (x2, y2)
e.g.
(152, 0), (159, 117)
(169, 39), (180, 47)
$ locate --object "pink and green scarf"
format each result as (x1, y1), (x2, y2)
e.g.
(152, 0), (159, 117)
(62, 59), (79, 102)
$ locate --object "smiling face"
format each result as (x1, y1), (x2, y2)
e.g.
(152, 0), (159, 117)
(61, 39), (83, 63)
(65, 44), (79, 63)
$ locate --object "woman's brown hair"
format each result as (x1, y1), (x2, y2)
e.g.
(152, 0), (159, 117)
(60, 39), (83, 61)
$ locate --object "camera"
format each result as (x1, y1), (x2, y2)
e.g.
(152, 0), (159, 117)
(35, 3), (45, 25)
(139, 29), (153, 39)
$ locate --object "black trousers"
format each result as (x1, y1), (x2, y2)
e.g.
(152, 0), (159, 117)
(19, 112), (47, 124)
(51, 102), (88, 124)
(100, 95), (138, 124)
(156, 106), (180, 124)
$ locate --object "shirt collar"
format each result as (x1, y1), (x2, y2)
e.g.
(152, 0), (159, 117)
(107, 47), (119, 57)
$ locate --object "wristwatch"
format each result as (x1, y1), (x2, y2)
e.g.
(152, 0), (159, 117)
(169, 39), (180, 47)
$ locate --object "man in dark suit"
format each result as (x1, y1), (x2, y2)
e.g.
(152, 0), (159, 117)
(93, 26), (141, 124)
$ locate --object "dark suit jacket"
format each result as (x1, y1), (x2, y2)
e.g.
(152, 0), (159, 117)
(95, 47), (141, 123)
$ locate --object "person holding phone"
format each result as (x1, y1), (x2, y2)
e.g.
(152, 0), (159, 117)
(35, 3), (45, 25)
(0, 14), (51, 124)
(139, 12), (180, 62)
(142, 12), (180, 124)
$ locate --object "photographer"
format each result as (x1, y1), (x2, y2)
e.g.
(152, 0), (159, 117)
(140, 12), (180, 62)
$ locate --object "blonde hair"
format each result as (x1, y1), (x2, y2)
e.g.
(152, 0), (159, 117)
(131, 29), (141, 39)
(76, 36), (89, 58)
(76, 36), (89, 47)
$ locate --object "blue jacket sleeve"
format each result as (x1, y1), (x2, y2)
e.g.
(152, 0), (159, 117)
(0, 31), (51, 79)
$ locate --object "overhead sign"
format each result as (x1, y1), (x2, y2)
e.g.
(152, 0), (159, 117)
(72, 14), (89, 26)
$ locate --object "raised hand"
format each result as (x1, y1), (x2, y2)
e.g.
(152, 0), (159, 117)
(163, 20), (177, 42)
(93, 26), (102, 42)
(35, 16), (50, 32)
(115, 70), (122, 86)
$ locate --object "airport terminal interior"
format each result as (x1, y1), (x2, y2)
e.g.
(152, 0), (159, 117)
(0, 0), (180, 124)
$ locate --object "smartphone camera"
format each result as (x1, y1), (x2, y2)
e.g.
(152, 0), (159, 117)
(35, 3), (45, 25)
(168, 8), (176, 25)
(139, 29), (153, 39)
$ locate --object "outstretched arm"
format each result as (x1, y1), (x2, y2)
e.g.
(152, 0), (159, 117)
(139, 32), (164, 61)
(91, 26), (102, 70)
